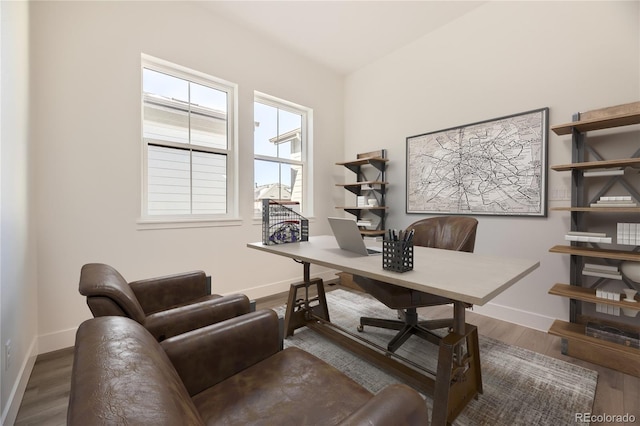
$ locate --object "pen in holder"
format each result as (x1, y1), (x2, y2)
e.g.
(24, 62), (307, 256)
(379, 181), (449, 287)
(382, 238), (414, 272)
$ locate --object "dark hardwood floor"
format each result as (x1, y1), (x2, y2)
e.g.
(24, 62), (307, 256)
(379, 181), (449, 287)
(13, 285), (640, 425)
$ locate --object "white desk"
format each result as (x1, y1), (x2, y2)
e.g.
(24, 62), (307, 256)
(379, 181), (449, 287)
(248, 236), (539, 425)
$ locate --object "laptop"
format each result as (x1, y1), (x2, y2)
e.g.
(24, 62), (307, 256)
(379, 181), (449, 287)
(328, 217), (383, 256)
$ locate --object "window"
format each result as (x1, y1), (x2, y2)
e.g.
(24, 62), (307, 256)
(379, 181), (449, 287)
(254, 93), (312, 216)
(141, 55), (237, 220)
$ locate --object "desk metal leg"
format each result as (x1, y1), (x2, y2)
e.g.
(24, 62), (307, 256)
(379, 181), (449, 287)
(431, 303), (483, 426)
(453, 301), (466, 335)
(283, 261), (329, 337)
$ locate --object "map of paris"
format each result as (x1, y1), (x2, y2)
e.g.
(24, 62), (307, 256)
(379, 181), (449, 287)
(407, 108), (548, 216)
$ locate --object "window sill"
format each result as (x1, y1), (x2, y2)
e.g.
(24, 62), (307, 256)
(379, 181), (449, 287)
(137, 216), (242, 230)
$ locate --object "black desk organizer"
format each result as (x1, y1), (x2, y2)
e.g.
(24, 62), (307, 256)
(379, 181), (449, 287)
(262, 199), (309, 245)
(382, 239), (413, 272)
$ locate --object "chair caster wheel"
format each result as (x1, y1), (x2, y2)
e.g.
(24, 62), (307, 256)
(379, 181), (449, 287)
(357, 325), (364, 332)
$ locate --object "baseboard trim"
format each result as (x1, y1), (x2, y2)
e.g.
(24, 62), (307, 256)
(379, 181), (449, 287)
(38, 326), (79, 355)
(472, 301), (555, 332)
(2, 337), (38, 426)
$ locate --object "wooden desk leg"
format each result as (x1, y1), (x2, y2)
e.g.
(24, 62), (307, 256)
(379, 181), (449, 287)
(283, 277), (329, 338)
(431, 303), (483, 426)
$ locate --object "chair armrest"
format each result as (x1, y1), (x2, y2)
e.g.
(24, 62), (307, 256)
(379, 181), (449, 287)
(161, 309), (281, 396)
(338, 384), (429, 426)
(130, 271), (209, 314)
(143, 294), (250, 341)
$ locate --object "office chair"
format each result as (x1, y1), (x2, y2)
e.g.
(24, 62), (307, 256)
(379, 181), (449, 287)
(355, 216), (478, 352)
(79, 263), (251, 341)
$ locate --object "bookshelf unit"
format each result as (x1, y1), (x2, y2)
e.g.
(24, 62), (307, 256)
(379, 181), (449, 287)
(548, 101), (640, 377)
(335, 150), (388, 237)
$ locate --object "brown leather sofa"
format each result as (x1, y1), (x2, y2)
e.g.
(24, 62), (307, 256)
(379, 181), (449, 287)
(79, 263), (251, 341)
(68, 310), (430, 425)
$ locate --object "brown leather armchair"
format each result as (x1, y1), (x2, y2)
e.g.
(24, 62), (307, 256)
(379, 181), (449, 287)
(356, 216), (478, 352)
(78, 263), (251, 341)
(68, 311), (430, 425)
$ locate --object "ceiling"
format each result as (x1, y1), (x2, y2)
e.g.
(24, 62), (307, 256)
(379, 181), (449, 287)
(201, 1), (486, 75)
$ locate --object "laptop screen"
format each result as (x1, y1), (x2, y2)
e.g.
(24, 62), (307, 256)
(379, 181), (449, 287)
(328, 217), (382, 255)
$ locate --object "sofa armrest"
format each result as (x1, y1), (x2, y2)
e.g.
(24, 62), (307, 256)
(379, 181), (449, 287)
(338, 384), (429, 426)
(130, 270), (209, 314)
(68, 317), (205, 426)
(161, 309), (281, 396)
(143, 294), (250, 341)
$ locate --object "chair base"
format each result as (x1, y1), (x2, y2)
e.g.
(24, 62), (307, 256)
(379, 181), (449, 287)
(359, 308), (454, 353)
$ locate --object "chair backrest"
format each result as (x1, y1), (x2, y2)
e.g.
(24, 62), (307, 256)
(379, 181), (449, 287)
(78, 263), (146, 323)
(407, 216), (478, 253)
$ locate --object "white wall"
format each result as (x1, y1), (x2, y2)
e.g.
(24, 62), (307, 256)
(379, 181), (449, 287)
(29, 1), (344, 352)
(1, 1), (39, 424)
(345, 1), (640, 330)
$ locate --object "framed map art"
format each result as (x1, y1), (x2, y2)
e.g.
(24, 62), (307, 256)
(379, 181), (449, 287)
(406, 108), (549, 216)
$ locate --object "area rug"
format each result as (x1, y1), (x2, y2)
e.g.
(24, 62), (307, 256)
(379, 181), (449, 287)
(275, 289), (597, 426)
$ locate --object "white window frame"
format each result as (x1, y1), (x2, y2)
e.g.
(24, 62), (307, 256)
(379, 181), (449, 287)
(254, 91), (313, 218)
(138, 54), (239, 229)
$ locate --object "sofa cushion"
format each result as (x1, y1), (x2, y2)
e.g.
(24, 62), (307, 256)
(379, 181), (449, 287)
(130, 270), (210, 314)
(68, 316), (204, 425)
(192, 347), (373, 425)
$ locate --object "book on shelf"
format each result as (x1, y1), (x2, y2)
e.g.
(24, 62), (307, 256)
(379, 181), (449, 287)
(595, 290), (622, 316)
(601, 196), (633, 202)
(583, 168), (624, 177)
(590, 202), (637, 207)
(567, 231), (607, 237)
(584, 263), (619, 273)
(590, 195), (636, 208)
(594, 200), (635, 204)
(595, 303), (621, 316)
(596, 289), (621, 300)
(583, 269), (622, 280)
(565, 235), (612, 243)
